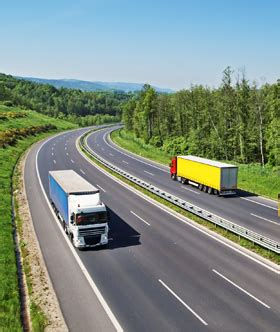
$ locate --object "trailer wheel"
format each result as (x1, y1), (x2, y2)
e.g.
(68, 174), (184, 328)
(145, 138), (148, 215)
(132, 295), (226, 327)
(203, 185), (207, 193)
(198, 184), (203, 191)
(207, 187), (213, 194)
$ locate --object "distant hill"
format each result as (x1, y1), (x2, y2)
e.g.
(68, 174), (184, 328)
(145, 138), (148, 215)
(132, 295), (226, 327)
(17, 76), (174, 93)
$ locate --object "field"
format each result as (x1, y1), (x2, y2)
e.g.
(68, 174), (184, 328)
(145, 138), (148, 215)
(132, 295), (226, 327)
(0, 104), (77, 331)
(111, 129), (279, 200)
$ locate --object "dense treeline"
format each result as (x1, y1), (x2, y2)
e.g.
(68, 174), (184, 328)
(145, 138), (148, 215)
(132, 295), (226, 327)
(0, 73), (129, 124)
(122, 67), (280, 166)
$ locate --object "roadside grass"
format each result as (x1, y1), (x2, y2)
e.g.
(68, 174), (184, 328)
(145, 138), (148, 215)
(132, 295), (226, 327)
(0, 104), (77, 331)
(111, 129), (280, 200)
(81, 131), (280, 265)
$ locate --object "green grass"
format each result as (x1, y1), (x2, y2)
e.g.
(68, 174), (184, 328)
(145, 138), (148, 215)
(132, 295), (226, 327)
(0, 104), (77, 331)
(81, 131), (280, 265)
(111, 129), (280, 200)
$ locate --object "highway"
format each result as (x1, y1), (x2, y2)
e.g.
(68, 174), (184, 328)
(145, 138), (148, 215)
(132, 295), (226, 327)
(24, 127), (280, 331)
(86, 126), (280, 242)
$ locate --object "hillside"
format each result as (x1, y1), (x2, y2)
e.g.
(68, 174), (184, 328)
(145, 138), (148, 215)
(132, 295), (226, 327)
(0, 103), (77, 330)
(17, 76), (174, 93)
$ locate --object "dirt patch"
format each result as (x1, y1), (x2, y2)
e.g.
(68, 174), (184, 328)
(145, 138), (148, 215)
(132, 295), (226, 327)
(15, 149), (68, 331)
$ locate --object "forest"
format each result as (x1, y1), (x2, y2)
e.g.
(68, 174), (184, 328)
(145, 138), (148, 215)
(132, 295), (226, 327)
(0, 73), (129, 125)
(122, 67), (280, 167)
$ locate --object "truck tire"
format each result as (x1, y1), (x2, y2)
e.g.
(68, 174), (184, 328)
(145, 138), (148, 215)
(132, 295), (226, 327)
(203, 185), (207, 193)
(207, 187), (213, 194)
(198, 184), (203, 191)
(171, 173), (177, 181)
(63, 221), (68, 234)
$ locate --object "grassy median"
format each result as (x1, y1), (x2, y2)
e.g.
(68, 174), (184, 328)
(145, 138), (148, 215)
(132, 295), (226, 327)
(111, 129), (279, 200)
(0, 104), (77, 331)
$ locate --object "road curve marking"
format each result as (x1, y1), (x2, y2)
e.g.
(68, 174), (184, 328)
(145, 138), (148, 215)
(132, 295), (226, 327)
(250, 213), (279, 226)
(130, 211), (150, 226)
(240, 197), (277, 210)
(101, 131), (169, 173)
(158, 279), (208, 326)
(35, 132), (123, 332)
(212, 269), (270, 308)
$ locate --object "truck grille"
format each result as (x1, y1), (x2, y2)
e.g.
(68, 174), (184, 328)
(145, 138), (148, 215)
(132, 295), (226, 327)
(78, 226), (106, 237)
(84, 235), (101, 245)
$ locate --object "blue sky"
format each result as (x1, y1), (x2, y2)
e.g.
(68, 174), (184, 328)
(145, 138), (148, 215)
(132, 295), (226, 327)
(1, 0), (279, 90)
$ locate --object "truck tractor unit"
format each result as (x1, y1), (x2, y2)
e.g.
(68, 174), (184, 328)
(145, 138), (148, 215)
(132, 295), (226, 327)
(49, 170), (109, 248)
(170, 155), (238, 196)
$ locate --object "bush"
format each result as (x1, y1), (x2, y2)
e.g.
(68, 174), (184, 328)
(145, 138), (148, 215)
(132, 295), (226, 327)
(0, 124), (57, 148)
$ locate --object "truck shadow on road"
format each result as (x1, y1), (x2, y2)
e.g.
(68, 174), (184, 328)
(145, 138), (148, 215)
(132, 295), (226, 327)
(233, 189), (258, 198)
(91, 208), (141, 251)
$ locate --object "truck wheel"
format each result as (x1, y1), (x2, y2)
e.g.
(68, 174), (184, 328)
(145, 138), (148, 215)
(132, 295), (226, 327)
(198, 184), (203, 191)
(203, 185), (207, 192)
(171, 174), (177, 181)
(207, 187), (213, 194)
(63, 221), (68, 234)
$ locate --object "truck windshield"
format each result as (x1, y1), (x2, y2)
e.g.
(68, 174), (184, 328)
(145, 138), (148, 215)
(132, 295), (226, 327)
(76, 211), (107, 225)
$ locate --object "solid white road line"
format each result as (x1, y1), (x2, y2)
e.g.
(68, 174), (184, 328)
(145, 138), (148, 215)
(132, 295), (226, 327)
(96, 184), (106, 192)
(181, 186), (200, 195)
(35, 132), (123, 332)
(102, 131), (169, 173)
(77, 134), (280, 275)
(71, 159), (74, 163)
(80, 169), (85, 175)
(158, 279), (208, 326)
(53, 160), (56, 164)
(241, 197), (277, 211)
(250, 213), (279, 225)
(122, 160), (129, 164)
(212, 269), (270, 308)
(144, 170), (154, 176)
(130, 211), (150, 226)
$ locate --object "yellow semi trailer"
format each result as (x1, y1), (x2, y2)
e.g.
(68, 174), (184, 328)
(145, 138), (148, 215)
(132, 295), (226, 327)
(170, 155), (238, 195)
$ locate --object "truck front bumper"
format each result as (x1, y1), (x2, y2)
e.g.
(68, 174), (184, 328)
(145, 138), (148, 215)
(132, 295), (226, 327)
(74, 234), (108, 248)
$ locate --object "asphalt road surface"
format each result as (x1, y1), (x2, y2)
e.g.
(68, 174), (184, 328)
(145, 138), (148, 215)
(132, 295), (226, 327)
(25, 127), (280, 331)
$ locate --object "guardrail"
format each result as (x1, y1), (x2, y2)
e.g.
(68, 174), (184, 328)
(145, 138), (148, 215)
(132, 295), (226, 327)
(79, 131), (280, 254)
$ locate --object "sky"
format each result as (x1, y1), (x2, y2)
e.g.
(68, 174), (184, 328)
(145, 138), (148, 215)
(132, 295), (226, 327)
(1, 0), (279, 90)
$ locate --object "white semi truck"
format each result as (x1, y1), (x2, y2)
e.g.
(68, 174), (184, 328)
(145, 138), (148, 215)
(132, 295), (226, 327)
(49, 170), (109, 249)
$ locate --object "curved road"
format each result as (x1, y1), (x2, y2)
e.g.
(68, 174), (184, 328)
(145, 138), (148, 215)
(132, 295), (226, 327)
(25, 126), (280, 331)
(86, 126), (279, 242)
